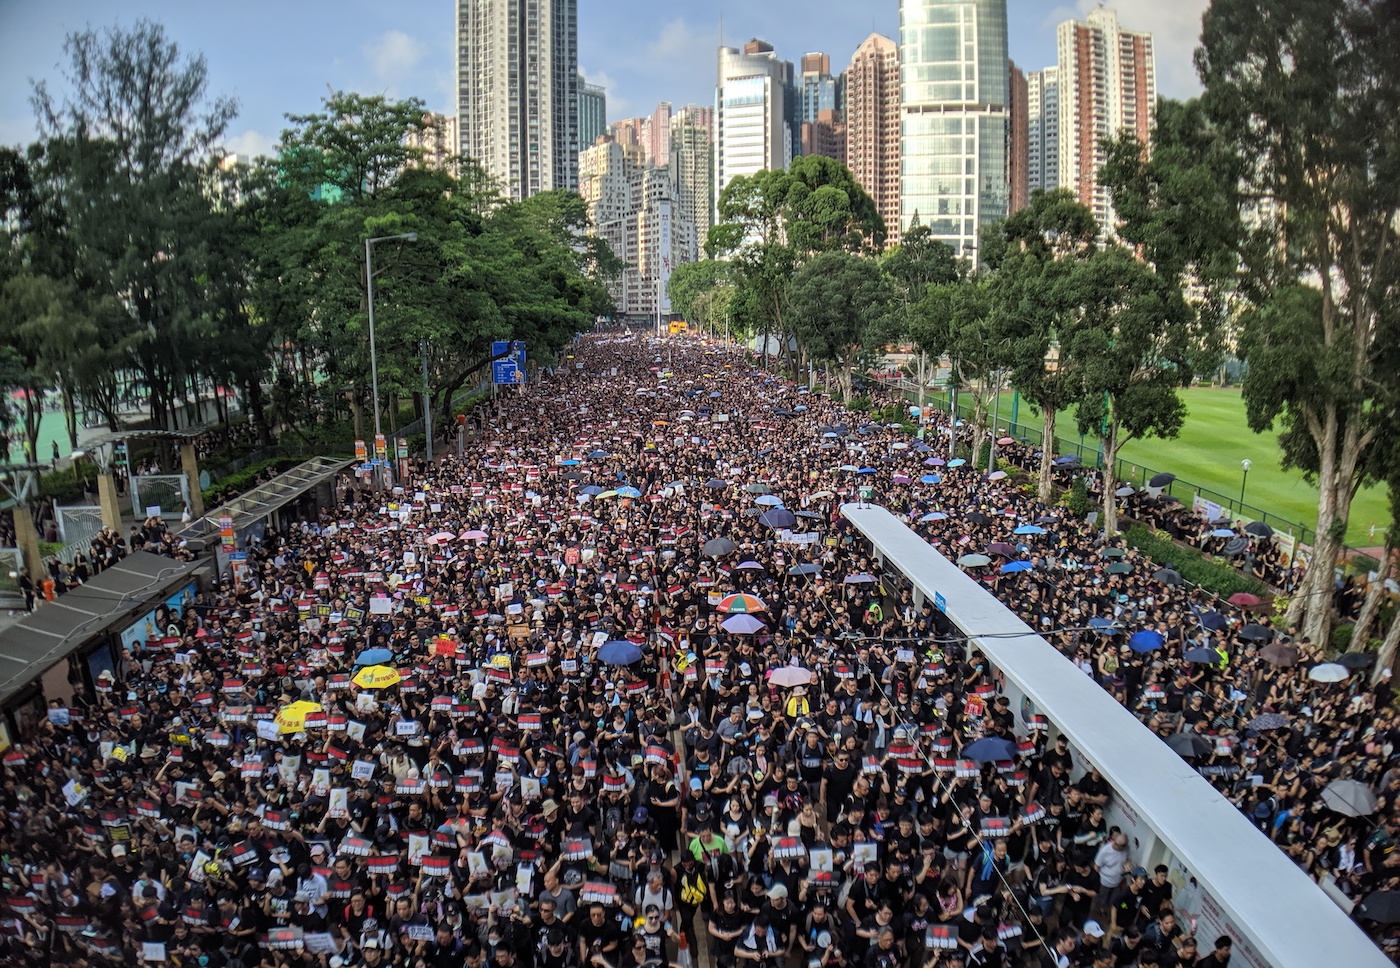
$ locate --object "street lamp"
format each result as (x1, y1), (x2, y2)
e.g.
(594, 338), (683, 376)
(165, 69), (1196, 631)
(1240, 458), (1252, 508)
(365, 232), (417, 485)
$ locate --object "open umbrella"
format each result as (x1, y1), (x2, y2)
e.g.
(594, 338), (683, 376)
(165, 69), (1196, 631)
(598, 640), (644, 665)
(721, 614), (767, 635)
(997, 436), (1015, 445)
(460, 530), (488, 541)
(1165, 732), (1213, 758)
(616, 486), (643, 499)
(1102, 548), (1126, 559)
(352, 666), (401, 690)
(957, 554), (992, 567)
(1228, 592), (1261, 608)
(962, 737), (1018, 763)
(1258, 642), (1299, 666)
(355, 648), (393, 666)
(1054, 455), (1081, 466)
(581, 485), (604, 496)
(706, 478), (728, 489)
(1128, 630), (1165, 653)
(1115, 485), (1136, 497)
(1210, 528), (1236, 538)
(1148, 472), (1175, 487)
(1321, 779), (1378, 817)
(1013, 525), (1044, 535)
(1000, 560), (1033, 574)
(588, 449), (609, 459)
(919, 512), (948, 522)
(754, 494), (783, 507)
(796, 510), (823, 520)
(718, 593), (768, 614)
(759, 509), (798, 529)
(703, 537), (737, 558)
(967, 511), (992, 526)
(428, 531), (456, 544)
(988, 542), (1017, 557)
(919, 474), (942, 485)
(275, 700), (323, 734)
(768, 666), (812, 688)
(1153, 568), (1183, 586)
(843, 574), (878, 584)
(1247, 712), (1291, 731)
(1183, 647), (1218, 664)
(1338, 651), (1376, 670)
(1223, 537), (1250, 557)
(1105, 562), (1133, 575)
(1237, 623), (1273, 643)
(745, 483), (772, 494)
(987, 470), (1008, 481)
(1088, 618), (1119, 633)
(1308, 663), (1350, 683)
(1357, 891), (1400, 925)
(787, 563), (822, 576)
(1244, 521), (1274, 538)
(1199, 611), (1228, 631)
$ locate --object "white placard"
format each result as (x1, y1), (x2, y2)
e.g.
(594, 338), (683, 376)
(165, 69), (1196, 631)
(352, 760), (376, 781)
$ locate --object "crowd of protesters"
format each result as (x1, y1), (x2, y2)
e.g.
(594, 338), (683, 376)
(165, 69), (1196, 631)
(0, 332), (1395, 968)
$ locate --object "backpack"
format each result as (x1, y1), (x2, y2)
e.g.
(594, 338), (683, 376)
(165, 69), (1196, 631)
(679, 868), (707, 906)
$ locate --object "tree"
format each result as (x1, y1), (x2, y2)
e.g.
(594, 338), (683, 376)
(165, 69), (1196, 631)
(787, 251), (896, 400)
(1067, 247), (1194, 534)
(883, 225), (962, 407)
(911, 275), (1015, 470)
(982, 190), (1100, 501)
(1197, 0), (1400, 645)
(666, 260), (729, 327)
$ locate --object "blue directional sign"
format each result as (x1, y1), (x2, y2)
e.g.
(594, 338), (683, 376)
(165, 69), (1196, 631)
(934, 592), (947, 614)
(491, 340), (527, 384)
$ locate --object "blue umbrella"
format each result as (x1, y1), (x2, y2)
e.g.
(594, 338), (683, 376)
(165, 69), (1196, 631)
(947, 458), (967, 468)
(1054, 455), (1081, 466)
(962, 737), (1018, 763)
(754, 495), (784, 507)
(706, 478), (728, 489)
(1199, 611), (1228, 631)
(588, 449), (609, 459)
(1183, 647), (1218, 664)
(919, 512), (948, 522)
(919, 474), (942, 485)
(617, 486), (643, 498)
(1088, 618), (1120, 635)
(560, 459), (581, 466)
(759, 509), (798, 529)
(857, 467), (878, 475)
(355, 648), (393, 666)
(1210, 528), (1235, 538)
(581, 485), (604, 496)
(598, 640), (644, 665)
(1128, 630), (1166, 653)
(709, 391), (722, 398)
(1013, 525), (1044, 535)
(1000, 560), (1033, 574)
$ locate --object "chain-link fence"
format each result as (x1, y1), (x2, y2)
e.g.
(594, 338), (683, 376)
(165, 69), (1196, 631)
(130, 474), (190, 520)
(54, 504), (104, 545)
(0, 548), (22, 597)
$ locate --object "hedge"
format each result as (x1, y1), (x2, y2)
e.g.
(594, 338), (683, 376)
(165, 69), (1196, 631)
(1124, 524), (1269, 598)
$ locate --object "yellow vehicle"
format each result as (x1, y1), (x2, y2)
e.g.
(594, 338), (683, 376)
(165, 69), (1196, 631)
(668, 319), (688, 334)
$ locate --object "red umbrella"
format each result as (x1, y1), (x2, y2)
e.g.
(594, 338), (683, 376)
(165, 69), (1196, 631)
(1228, 593), (1261, 608)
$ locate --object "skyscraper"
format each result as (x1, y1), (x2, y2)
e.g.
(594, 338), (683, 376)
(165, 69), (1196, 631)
(715, 40), (795, 210)
(798, 53), (841, 127)
(845, 33), (901, 246)
(578, 76), (607, 148)
(642, 102), (673, 168)
(670, 106), (713, 251)
(1007, 62), (1029, 214)
(405, 113), (459, 171)
(899, 0), (1010, 257)
(1056, 7), (1155, 231)
(455, 0), (579, 200)
(1026, 67), (1060, 195)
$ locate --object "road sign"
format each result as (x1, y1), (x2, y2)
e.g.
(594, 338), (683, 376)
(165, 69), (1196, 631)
(934, 592), (947, 614)
(491, 340), (526, 385)
(374, 434), (387, 458)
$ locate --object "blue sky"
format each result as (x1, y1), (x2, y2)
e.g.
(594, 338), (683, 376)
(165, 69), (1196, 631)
(0, 0), (1209, 157)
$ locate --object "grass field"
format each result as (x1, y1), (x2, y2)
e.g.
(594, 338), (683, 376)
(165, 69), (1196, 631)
(963, 387), (1389, 548)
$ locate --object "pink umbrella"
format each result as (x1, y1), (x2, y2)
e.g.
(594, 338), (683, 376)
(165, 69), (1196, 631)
(460, 530), (488, 541)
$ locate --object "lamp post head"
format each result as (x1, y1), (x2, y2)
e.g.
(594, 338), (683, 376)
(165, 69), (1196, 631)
(1241, 459), (1252, 473)
(402, 232), (418, 242)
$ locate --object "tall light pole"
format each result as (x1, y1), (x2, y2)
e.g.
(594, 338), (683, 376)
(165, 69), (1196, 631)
(365, 232), (417, 486)
(1240, 458), (1252, 509)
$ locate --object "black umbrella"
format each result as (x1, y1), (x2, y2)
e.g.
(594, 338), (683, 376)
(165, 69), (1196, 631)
(1357, 890), (1400, 925)
(1153, 568), (1183, 586)
(1237, 623), (1274, 643)
(702, 537), (737, 558)
(1338, 651), (1376, 670)
(967, 512), (992, 526)
(1223, 537), (1250, 557)
(758, 509), (798, 529)
(1244, 521), (1274, 538)
(1148, 472), (1175, 487)
(787, 563), (821, 576)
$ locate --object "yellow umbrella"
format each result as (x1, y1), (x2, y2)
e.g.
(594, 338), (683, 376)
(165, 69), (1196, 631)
(596, 490), (619, 500)
(275, 700), (323, 734)
(352, 665), (402, 690)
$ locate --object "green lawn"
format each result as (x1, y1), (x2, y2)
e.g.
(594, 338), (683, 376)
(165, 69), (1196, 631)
(962, 387), (1389, 548)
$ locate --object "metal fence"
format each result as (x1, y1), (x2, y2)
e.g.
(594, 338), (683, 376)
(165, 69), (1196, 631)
(53, 504), (104, 545)
(877, 379), (1382, 573)
(0, 548), (22, 596)
(130, 474), (190, 520)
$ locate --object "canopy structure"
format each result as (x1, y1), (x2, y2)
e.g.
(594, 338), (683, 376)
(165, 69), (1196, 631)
(0, 552), (205, 708)
(177, 456), (353, 550)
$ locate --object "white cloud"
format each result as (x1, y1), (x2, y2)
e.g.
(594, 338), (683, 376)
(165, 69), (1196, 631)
(1044, 0), (1209, 98)
(365, 30), (426, 92)
(221, 129), (278, 160)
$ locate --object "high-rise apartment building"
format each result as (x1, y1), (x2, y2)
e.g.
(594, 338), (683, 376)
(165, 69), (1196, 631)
(641, 102), (673, 168)
(579, 138), (697, 318)
(579, 77), (607, 148)
(455, 0), (579, 200)
(899, 0), (1010, 257)
(715, 40), (795, 210)
(798, 53), (841, 128)
(1026, 67), (1060, 195)
(405, 113), (459, 170)
(1007, 62), (1029, 214)
(800, 109), (846, 162)
(670, 106), (713, 251)
(1056, 7), (1155, 231)
(845, 33), (901, 246)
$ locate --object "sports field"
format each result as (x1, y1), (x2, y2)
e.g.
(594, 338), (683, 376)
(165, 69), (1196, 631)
(973, 387), (1389, 548)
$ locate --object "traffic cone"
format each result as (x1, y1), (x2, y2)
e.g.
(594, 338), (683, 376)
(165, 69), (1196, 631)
(676, 927), (692, 968)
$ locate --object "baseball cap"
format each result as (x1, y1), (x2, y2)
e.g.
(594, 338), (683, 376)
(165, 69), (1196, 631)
(1083, 920), (1105, 939)
(767, 884), (788, 900)
(1129, 866), (1147, 878)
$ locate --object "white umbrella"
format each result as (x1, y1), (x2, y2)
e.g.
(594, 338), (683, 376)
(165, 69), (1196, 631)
(1307, 663), (1350, 683)
(768, 666), (812, 688)
(1322, 779), (1378, 817)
